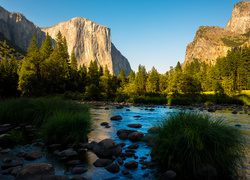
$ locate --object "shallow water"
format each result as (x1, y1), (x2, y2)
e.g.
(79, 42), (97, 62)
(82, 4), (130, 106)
(0, 105), (249, 180)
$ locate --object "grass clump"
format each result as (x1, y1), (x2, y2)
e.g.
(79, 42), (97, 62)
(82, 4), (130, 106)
(0, 98), (91, 145)
(41, 111), (91, 145)
(151, 111), (248, 179)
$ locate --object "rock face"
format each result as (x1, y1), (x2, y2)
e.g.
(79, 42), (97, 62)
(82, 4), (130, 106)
(184, 1), (250, 66)
(0, 6), (45, 49)
(225, 1), (250, 34)
(0, 6), (131, 76)
(41, 17), (131, 75)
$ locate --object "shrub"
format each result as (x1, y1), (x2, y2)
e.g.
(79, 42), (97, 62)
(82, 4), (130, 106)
(41, 111), (91, 145)
(151, 111), (248, 179)
(167, 96), (193, 105)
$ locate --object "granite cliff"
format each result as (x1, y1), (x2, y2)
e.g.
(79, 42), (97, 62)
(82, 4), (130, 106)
(0, 6), (131, 75)
(184, 1), (250, 66)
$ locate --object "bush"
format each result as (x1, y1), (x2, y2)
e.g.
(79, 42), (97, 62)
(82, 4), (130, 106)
(167, 96), (193, 105)
(151, 111), (248, 179)
(41, 111), (91, 145)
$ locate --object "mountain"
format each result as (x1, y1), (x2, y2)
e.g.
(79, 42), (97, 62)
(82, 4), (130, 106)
(184, 1), (250, 66)
(0, 6), (131, 76)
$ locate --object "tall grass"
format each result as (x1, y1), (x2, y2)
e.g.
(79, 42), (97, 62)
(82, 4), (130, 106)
(151, 111), (248, 179)
(0, 98), (91, 145)
(41, 111), (91, 145)
(0, 98), (89, 126)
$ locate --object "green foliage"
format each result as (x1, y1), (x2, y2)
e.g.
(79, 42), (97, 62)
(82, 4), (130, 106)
(84, 84), (100, 100)
(41, 111), (91, 145)
(221, 37), (247, 47)
(127, 96), (168, 104)
(167, 96), (193, 105)
(0, 98), (90, 127)
(152, 111), (248, 179)
(0, 97), (91, 146)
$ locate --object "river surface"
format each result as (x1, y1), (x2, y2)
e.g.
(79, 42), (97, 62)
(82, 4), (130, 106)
(0, 105), (249, 180)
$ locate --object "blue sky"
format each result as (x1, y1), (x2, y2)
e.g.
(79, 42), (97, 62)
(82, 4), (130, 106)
(0, 0), (242, 73)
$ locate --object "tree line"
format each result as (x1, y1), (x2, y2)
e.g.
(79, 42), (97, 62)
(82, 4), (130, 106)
(1, 31), (250, 100)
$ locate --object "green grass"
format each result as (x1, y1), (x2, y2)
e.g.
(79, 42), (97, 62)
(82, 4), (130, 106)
(0, 98), (91, 145)
(41, 111), (91, 145)
(151, 111), (248, 179)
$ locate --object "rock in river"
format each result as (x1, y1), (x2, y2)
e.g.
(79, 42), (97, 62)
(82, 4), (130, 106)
(92, 139), (122, 158)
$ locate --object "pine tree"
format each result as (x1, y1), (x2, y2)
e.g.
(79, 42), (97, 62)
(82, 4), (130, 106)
(118, 69), (127, 87)
(40, 33), (53, 60)
(146, 66), (159, 95)
(18, 32), (43, 95)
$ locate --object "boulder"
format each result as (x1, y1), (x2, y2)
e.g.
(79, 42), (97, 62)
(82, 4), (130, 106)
(110, 115), (122, 120)
(105, 162), (120, 173)
(25, 151), (44, 160)
(127, 132), (144, 142)
(93, 159), (112, 167)
(71, 167), (87, 174)
(55, 149), (78, 157)
(16, 150), (27, 157)
(1, 158), (23, 170)
(15, 163), (55, 180)
(127, 143), (139, 149)
(92, 139), (122, 158)
(0, 124), (12, 134)
(124, 161), (138, 169)
(127, 123), (142, 128)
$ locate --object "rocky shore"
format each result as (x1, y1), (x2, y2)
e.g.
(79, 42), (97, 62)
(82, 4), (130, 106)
(0, 103), (249, 180)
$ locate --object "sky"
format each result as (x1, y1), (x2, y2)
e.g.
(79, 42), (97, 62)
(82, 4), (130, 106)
(0, 0), (243, 74)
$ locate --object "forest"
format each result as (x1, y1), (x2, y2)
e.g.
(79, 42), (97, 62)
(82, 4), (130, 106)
(1, 31), (250, 104)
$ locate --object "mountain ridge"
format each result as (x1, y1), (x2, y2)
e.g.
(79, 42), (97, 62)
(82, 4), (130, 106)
(184, 1), (250, 66)
(0, 6), (131, 75)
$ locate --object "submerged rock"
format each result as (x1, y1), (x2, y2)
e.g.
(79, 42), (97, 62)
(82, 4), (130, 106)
(15, 163), (55, 180)
(25, 151), (44, 160)
(92, 139), (122, 158)
(93, 159), (112, 167)
(110, 115), (122, 120)
(105, 162), (120, 173)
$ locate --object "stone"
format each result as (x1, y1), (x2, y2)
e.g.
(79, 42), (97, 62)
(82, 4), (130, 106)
(110, 115), (122, 120)
(207, 108), (216, 112)
(71, 176), (90, 180)
(66, 160), (81, 166)
(92, 139), (122, 158)
(127, 132), (144, 142)
(134, 115), (141, 118)
(117, 129), (137, 136)
(71, 167), (88, 174)
(164, 170), (177, 179)
(100, 122), (109, 126)
(0, 124), (12, 134)
(10, 166), (22, 177)
(16, 150), (27, 157)
(2, 157), (12, 163)
(117, 158), (124, 165)
(127, 123), (142, 128)
(124, 161), (138, 169)
(147, 127), (157, 134)
(105, 162), (120, 173)
(142, 173), (149, 177)
(116, 105), (124, 109)
(56, 149), (78, 157)
(232, 110), (237, 114)
(104, 107), (109, 110)
(2, 166), (20, 175)
(1, 158), (23, 170)
(122, 170), (130, 175)
(235, 124), (241, 127)
(93, 159), (112, 167)
(25, 151), (44, 160)
(127, 143), (139, 149)
(15, 163), (55, 180)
